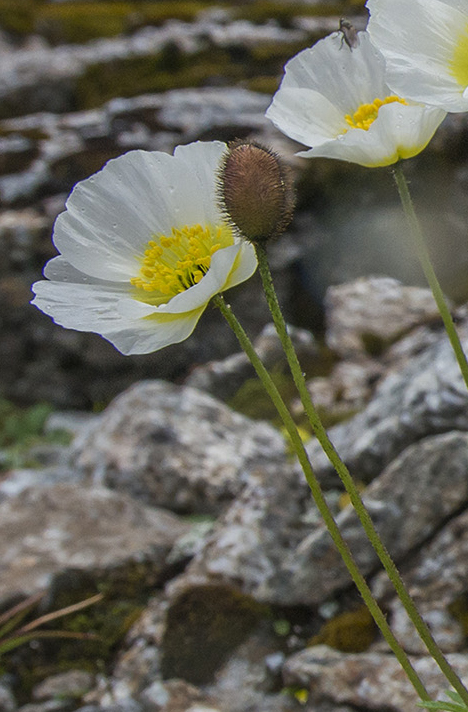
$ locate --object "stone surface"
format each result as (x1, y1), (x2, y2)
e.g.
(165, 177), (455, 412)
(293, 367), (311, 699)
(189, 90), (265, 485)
(0, 20), (304, 120)
(185, 322), (319, 402)
(32, 671), (95, 702)
(373, 504), (468, 654)
(71, 380), (288, 515)
(283, 646), (468, 712)
(324, 276), (444, 358)
(164, 459), (310, 604)
(0, 684), (17, 712)
(0, 482), (189, 604)
(287, 431), (468, 605)
(305, 320), (468, 487)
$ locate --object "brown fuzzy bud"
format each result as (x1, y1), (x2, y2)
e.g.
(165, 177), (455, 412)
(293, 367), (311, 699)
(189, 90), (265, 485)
(218, 139), (295, 244)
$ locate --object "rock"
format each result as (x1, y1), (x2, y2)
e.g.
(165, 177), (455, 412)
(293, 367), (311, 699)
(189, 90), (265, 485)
(70, 380), (288, 515)
(0, 683), (17, 712)
(185, 322), (319, 402)
(286, 431), (468, 605)
(0, 88), (272, 206)
(283, 645), (468, 712)
(0, 482), (189, 605)
(0, 21), (304, 121)
(305, 319), (468, 487)
(299, 358), (382, 426)
(324, 276), (444, 358)
(32, 671), (94, 702)
(373, 504), (468, 654)
(0, 466), (82, 500)
(139, 680), (209, 712)
(164, 459), (331, 606)
(77, 703), (142, 712)
(17, 702), (74, 712)
(161, 427), (468, 609)
(205, 627), (298, 712)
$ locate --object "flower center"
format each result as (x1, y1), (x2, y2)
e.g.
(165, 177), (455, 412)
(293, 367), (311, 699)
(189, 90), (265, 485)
(131, 223), (234, 301)
(450, 21), (468, 88)
(344, 96), (407, 131)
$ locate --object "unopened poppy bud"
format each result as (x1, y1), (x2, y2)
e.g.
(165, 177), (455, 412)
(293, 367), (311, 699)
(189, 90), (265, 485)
(218, 139), (295, 244)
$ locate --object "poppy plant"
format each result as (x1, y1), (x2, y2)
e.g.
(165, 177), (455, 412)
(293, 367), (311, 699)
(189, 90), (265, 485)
(31, 142), (257, 355)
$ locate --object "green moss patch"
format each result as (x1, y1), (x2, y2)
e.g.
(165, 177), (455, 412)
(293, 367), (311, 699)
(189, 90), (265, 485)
(308, 605), (377, 652)
(161, 584), (267, 684)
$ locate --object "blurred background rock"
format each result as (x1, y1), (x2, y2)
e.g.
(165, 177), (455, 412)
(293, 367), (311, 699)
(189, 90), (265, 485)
(1, 0), (467, 409)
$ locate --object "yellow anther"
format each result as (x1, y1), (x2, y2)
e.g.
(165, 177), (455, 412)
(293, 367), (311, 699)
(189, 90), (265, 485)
(344, 95), (408, 131)
(130, 223), (234, 302)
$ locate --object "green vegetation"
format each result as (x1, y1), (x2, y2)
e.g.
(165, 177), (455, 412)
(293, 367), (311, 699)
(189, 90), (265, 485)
(0, 398), (71, 471)
(0, 0), (365, 44)
(309, 605), (377, 652)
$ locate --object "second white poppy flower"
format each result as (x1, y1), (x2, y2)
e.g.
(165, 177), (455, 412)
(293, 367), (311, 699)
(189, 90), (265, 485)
(266, 32), (446, 168)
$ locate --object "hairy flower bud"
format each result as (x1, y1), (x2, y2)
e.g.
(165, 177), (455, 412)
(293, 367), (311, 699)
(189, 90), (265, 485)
(218, 139), (295, 244)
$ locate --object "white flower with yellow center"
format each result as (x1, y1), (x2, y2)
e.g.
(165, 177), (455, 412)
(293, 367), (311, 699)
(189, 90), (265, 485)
(265, 31), (446, 167)
(31, 141), (257, 355)
(367, 0), (468, 113)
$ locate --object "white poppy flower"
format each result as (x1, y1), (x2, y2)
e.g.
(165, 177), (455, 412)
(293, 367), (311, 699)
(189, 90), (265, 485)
(367, 0), (468, 113)
(265, 31), (446, 167)
(31, 142), (257, 355)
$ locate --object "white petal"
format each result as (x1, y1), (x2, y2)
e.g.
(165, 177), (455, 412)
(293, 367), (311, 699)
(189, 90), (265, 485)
(297, 103), (445, 167)
(367, 0), (468, 111)
(31, 278), (206, 355)
(103, 308), (206, 355)
(53, 141), (227, 281)
(31, 280), (136, 331)
(223, 241), (258, 290)
(267, 88), (347, 146)
(276, 32), (388, 115)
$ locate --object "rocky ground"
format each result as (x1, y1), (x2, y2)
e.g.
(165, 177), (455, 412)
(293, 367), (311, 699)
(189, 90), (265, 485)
(3, 2), (468, 710)
(1, 276), (468, 711)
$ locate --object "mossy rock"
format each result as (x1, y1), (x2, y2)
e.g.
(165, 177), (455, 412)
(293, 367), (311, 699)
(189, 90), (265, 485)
(0, 0), (36, 35)
(161, 584), (268, 684)
(0, 0), (366, 43)
(35, 2), (210, 44)
(0, 566), (158, 702)
(309, 605), (377, 653)
(233, 1), (363, 27)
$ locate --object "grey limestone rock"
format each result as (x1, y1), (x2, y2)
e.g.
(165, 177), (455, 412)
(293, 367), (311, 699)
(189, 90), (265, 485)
(283, 645), (468, 712)
(286, 431), (468, 605)
(373, 503), (468, 654)
(325, 276), (444, 358)
(305, 320), (468, 487)
(70, 380), (288, 515)
(185, 322), (318, 401)
(32, 671), (95, 702)
(0, 482), (189, 605)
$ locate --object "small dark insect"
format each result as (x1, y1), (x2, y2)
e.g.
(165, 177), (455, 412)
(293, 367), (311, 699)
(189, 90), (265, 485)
(339, 18), (359, 50)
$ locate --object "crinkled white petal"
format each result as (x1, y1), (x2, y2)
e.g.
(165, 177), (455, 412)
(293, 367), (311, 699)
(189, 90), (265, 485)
(32, 276), (206, 355)
(297, 102), (446, 167)
(267, 88), (347, 146)
(271, 32), (388, 116)
(104, 310), (206, 355)
(53, 141), (228, 281)
(266, 30), (446, 166)
(367, 0), (468, 111)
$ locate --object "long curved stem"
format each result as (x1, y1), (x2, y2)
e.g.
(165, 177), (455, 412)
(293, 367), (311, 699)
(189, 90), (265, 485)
(393, 163), (468, 391)
(213, 293), (431, 703)
(253, 243), (468, 706)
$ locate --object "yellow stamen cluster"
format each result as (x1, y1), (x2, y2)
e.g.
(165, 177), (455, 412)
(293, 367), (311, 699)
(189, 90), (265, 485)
(130, 223), (234, 297)
(344, 95), (408, 131)
(450, 23), (468, 87)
